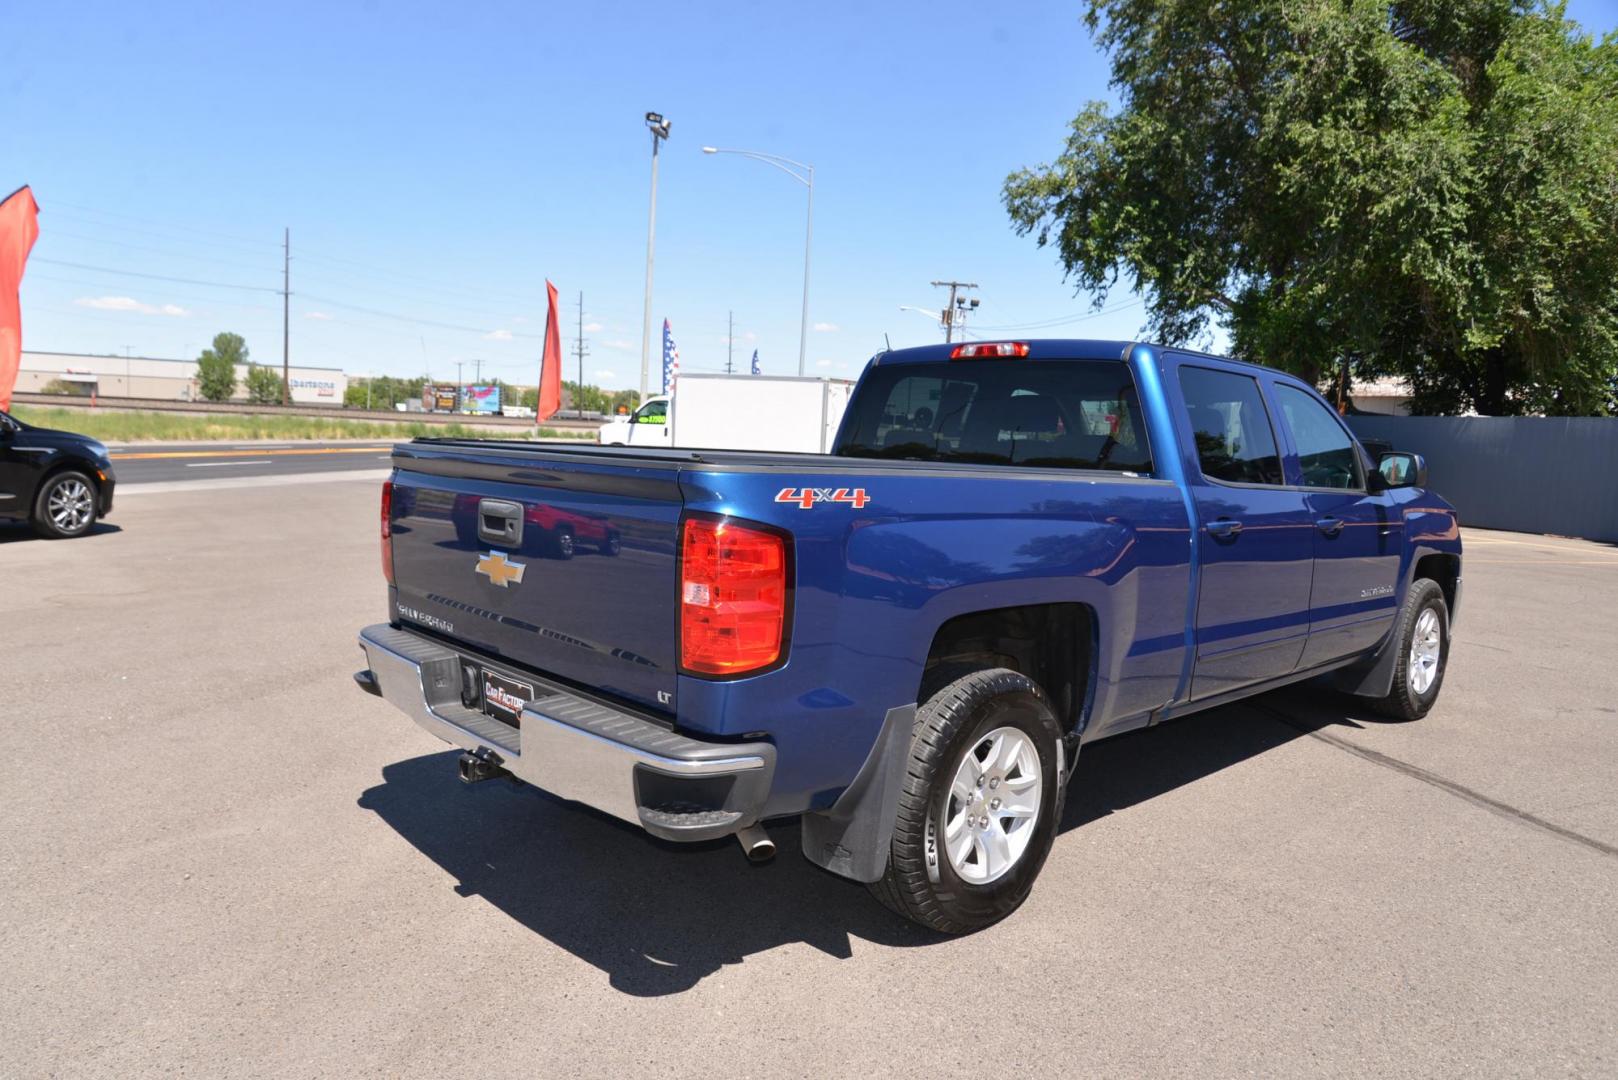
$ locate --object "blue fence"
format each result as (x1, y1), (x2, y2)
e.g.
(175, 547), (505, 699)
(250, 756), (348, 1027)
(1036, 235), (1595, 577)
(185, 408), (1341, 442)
(1346, 415), (1618, 543)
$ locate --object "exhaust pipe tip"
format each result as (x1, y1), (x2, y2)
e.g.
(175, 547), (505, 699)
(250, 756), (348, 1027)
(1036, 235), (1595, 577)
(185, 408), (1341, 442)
(736, 823), (776, 863)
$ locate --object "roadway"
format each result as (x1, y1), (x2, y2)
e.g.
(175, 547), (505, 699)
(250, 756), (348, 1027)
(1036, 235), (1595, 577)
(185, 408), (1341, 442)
(3, 480), (1615, 1076)
(108, 440), (403, 485)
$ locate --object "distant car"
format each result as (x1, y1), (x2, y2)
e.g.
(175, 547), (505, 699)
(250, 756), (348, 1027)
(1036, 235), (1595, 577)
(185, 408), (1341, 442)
(0, 409), (116, 538)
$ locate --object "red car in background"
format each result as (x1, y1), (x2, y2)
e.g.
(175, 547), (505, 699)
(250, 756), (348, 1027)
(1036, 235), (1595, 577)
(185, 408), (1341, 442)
(452, 492), (620, 559)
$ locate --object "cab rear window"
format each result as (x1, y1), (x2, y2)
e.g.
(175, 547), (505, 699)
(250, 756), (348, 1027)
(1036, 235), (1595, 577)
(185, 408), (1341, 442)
(835, 360), (1152, 474)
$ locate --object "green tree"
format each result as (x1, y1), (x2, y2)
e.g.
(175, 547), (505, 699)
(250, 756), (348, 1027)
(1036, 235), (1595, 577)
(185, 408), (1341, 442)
(244, 364), (282, 405)
(1003, 1), (1618, 415)
(196, 333), (248, 402)
(345, 375), (427, 409)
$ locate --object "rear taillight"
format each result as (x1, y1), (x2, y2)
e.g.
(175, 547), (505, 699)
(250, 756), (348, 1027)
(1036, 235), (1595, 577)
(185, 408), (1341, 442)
(680, 516), (788, 676)
(950, 341), (1029, 359)
(380, 481), (395, 585)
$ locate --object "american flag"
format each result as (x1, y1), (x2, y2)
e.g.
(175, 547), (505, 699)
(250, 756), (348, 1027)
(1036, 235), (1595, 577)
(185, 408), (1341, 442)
(661, 318), (680, 393)
(750, 349), (760, 376)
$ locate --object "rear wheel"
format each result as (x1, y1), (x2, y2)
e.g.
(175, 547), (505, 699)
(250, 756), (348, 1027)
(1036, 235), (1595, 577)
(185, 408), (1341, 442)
(551, 526), (575, 560)
(1368, 578), (1450, 720)
(600, 530), (622, 556)
(869, 668), (1065, 934)
(33, 471), (98, 539)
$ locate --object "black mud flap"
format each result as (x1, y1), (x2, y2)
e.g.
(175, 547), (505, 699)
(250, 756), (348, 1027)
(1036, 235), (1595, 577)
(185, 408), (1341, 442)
(800, 704), (915, 883)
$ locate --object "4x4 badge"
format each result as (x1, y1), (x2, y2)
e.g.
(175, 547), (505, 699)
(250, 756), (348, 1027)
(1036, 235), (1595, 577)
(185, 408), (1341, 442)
(775, 486), (870, 509)
(475, 550), (526, 588)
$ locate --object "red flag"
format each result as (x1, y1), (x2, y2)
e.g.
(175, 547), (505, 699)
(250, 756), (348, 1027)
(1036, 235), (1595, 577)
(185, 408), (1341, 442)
(0, 185), (41, 412)
(537, 279), (562, 422)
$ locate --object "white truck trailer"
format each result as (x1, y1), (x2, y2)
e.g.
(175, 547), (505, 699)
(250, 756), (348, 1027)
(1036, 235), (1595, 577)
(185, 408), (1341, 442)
(597, 374), (855, 453)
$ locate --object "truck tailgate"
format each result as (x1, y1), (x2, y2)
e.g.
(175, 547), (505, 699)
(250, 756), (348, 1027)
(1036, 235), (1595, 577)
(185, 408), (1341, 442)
(386, 444), (682, 713)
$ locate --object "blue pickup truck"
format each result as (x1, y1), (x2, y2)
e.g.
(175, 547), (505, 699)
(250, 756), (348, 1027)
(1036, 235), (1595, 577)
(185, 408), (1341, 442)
(356, 339), (1461, 933)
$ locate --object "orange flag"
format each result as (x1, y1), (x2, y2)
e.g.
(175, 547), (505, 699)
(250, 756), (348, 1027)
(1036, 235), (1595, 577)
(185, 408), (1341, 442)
(537, 279), (562, 422)
(0, 185), (40, 412)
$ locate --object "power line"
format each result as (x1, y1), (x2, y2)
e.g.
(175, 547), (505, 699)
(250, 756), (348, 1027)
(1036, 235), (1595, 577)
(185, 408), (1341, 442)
(41, 230), (281, 274)
(296, 292), (545, 338)
(970, 298), (1145, 332)
(43, 199), (274, 247)
(31, 258), (280, 293)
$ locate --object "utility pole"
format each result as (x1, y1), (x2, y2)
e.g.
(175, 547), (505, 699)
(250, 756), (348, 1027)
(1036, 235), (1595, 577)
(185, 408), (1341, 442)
(281, 228), (291, 405)
(455, 360), (464, 411)
(574, 291), (590, 417)
(929, 280), (979, 343)
(726, 311), (734, 375)
(472, 358), (482, 385)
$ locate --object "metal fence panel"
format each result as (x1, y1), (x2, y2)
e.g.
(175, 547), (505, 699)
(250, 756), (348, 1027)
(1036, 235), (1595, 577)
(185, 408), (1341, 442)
(1346, 415), (1618, 542)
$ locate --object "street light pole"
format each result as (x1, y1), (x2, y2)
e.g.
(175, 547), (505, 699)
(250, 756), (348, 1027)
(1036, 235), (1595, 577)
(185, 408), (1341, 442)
(701, 146), (814, 376)
(640, 112), (672, 403)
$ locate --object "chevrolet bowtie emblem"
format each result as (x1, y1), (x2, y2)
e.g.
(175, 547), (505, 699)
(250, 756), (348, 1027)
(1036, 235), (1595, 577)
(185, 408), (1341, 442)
(475, 550), (526, 588)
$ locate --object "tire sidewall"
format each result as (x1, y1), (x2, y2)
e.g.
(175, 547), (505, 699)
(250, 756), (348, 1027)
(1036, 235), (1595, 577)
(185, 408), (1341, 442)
(923, 681), (1064, 927)
(1404, 584), (1449, 711)
(34, 471), (97, 539)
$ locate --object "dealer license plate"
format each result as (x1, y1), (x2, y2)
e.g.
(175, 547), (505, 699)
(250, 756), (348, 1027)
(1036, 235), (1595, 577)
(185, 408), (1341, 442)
(480, 668), (535, 727)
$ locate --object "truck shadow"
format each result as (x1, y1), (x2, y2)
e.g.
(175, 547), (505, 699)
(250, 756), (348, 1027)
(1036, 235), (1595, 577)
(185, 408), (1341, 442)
(357, 686), (1381, 996)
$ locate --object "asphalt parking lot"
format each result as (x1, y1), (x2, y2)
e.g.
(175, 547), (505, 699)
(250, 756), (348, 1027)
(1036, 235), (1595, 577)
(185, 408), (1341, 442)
(3, 476), (1615, 1077)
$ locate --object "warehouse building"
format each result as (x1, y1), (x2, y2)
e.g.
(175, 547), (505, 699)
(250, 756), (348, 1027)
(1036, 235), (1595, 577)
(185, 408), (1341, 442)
(15, 351), (348, 406)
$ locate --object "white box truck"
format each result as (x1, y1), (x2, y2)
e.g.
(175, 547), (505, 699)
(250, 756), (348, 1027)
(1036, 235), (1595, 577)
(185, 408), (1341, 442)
(597, 374), (855, 453)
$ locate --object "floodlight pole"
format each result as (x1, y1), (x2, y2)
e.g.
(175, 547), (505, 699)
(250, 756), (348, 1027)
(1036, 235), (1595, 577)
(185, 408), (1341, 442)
(639, 113), (671, 403)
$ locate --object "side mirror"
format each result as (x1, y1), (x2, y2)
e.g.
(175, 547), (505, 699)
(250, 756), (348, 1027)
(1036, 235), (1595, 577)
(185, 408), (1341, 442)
(1373, 451), (1427, 491)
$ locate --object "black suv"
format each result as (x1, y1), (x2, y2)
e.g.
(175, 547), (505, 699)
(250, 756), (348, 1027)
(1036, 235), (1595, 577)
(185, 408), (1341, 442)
(0, 409), (116, 538)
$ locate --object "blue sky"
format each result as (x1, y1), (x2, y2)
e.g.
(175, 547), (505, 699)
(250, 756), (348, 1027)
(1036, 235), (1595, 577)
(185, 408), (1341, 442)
(7, 0), (1617, 392)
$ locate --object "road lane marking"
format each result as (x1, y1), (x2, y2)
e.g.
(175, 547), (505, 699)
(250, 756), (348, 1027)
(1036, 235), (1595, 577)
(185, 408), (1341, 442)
(186, 460), (272, 468)
(117, 468), (390, 495)
(112, 446), (394, 461)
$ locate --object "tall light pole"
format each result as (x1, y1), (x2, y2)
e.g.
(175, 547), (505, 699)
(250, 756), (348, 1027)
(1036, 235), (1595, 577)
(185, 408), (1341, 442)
(701, 146), (814, 376)
(640, 112), (672, 403)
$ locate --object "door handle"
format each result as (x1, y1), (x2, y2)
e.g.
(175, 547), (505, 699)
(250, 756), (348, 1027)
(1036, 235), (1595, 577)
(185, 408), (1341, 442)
(1206, 518), (1243, 539)
(1316, 516), (1345, 537)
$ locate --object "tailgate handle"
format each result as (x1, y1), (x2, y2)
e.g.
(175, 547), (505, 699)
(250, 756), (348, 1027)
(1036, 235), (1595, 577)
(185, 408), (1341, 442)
(477, 499), (524, 548)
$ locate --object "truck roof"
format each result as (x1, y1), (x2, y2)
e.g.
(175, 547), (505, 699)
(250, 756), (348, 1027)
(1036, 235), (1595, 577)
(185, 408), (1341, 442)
(869, 338), (1278, 376)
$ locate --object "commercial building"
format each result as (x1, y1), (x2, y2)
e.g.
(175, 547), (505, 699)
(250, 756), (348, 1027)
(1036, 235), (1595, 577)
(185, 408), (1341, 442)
(15, 350), (348, 407)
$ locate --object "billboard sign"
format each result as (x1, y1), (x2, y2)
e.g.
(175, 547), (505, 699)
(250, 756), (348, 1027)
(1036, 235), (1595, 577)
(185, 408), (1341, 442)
(462, 384), (502, 415)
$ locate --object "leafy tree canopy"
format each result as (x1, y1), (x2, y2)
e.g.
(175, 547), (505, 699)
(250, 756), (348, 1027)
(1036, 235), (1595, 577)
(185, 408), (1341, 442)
(1004, 0), (1618, 415)
(196, 332), (247, 403)
(244, 364), (282, 405)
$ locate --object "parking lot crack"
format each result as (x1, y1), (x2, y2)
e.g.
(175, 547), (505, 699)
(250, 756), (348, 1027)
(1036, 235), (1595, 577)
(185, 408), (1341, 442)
(1252, 704), (1618, 861)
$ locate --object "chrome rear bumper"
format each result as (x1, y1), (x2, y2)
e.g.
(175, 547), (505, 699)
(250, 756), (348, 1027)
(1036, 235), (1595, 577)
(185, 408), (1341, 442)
(356, 624), (775, 842)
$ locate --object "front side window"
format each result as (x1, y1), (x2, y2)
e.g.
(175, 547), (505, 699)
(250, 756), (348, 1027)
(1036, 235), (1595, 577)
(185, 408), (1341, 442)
(1275, 384), (1361, 490)
(835, 359), (1152, 473)
(1177, 366), (1283, 485)
(635, 400), (667, 425)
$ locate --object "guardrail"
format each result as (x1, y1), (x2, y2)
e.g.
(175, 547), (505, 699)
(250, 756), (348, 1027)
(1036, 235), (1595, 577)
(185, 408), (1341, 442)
(10, 392), (601, 431)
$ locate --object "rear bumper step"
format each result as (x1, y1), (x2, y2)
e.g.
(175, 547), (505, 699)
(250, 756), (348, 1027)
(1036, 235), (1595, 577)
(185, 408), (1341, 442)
(355, 624), (775, 842)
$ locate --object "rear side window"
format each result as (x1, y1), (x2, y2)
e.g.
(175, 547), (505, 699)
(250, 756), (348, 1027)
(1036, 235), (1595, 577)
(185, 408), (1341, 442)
(1275, 384), (1362, 490)
(1177, 366), (1283, 485)
(835, 360), (1152, 473)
